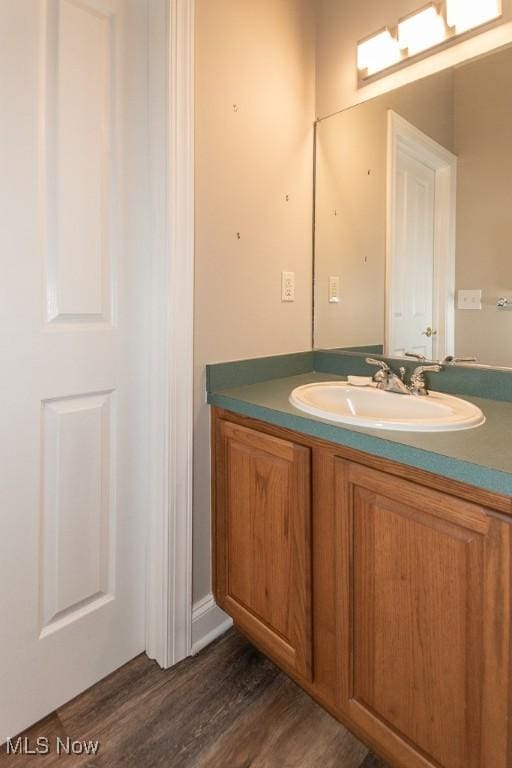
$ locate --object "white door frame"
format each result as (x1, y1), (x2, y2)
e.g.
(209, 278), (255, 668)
(146, 0), (194, 668)
(386, 110), (457, 360)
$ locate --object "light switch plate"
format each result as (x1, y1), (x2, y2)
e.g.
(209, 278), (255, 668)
(457, 289), (482, 310)
(282, 271), (295, 302)
(329, 276), (340, 304)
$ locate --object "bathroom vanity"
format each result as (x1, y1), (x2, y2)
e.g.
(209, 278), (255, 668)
(207, 35), (512, 768)
(208, 353), (512, 768)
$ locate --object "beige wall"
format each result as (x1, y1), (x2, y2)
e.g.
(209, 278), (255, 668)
(454, 47), (512, 366)
(194, 0), (315, 602)
(316, 0), (512, 118)
(315, 70), (454, 349)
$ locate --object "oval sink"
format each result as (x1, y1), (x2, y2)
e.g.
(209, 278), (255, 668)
(289, 382), (485, 432)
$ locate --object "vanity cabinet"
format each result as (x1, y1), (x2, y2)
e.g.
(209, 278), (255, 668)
(212, 408), (512, 768)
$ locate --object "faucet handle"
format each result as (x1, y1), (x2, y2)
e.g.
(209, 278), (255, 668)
(443, 355), (477, 364)
(365, 358), (391, 383)
(412, 364), (443, 376)
(365, 358), (391, 371)
(409, 364), (443, 396)
(405, 351), (427, 361)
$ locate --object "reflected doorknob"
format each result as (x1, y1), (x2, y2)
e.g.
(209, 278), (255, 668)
(422, 327), (437, 338)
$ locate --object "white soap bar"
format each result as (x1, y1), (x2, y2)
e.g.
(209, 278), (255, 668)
(347, 375), (373, 387)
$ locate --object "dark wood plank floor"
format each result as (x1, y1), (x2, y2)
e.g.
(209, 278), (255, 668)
(1, 629), (390, 768)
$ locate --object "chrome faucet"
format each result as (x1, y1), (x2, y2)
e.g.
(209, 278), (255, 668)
(365, 359), (410, 395)
(366, 358), (443, 396)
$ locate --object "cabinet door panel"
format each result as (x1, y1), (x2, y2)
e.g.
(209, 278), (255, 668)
(336, 460), (511, 768)
(215, 420), (312, 679)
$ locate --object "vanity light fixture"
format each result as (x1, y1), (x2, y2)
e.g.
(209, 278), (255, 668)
(357, 28), (401, 77)
(446, 0), (501, 33)
(358, 0), (502, 80)
(398, 4), (446, 56)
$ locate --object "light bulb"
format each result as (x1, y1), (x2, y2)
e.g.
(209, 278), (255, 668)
(357, 29), (401, 76)
(398, 5), (446, 55)
(446, 0), (501, 33)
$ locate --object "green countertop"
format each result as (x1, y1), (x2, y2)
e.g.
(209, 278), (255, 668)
(208, 372), (512, 497)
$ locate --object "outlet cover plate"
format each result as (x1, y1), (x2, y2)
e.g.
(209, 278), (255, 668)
(457, 289), (482, 310)
(282, 271), (295, 302)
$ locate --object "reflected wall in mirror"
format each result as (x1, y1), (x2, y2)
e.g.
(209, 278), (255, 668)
(314, 45), (512, 368)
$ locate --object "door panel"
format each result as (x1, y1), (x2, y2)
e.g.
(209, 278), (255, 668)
(215, 420), (312, 680)
(40, 392), (115, 634)
(0, 0), (149, 740)
(335, 460), (511, 768)
(46, 0), (114, 326)
(389, 148), (435, 358)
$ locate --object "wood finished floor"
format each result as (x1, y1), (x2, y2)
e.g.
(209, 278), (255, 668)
(1, 629), (391, 768)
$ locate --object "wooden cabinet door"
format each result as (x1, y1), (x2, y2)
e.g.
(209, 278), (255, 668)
(214, 420), (312, 680)
(335, 460), (511, 768)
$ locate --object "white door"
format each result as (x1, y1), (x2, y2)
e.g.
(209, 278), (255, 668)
(388, 147), (436, 358)
(1, 0), (149, 740)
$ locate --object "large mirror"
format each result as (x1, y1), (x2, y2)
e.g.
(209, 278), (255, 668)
(314, 45), (512, 368)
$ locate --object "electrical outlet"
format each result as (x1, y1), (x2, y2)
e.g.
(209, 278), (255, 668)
(457, 289), (482, 310)
(329, 276), (340, 303)
(282, 271), (295, 302)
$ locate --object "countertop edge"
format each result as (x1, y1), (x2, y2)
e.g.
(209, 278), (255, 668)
(208, 391), (512, 498)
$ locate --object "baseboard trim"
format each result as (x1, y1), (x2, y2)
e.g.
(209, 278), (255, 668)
(191, 593), (233, 655)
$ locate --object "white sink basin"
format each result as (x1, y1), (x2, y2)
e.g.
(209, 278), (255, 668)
(289, 382), (485, 432)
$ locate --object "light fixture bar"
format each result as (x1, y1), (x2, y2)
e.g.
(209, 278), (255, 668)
(358, 0), (503, 82)
(398, 4), (446, 56)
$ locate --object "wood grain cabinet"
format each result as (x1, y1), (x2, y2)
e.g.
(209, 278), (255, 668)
(335, 460), (511, 768)
(212, 409), (512, 768)
(213, 419), (312, 680)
